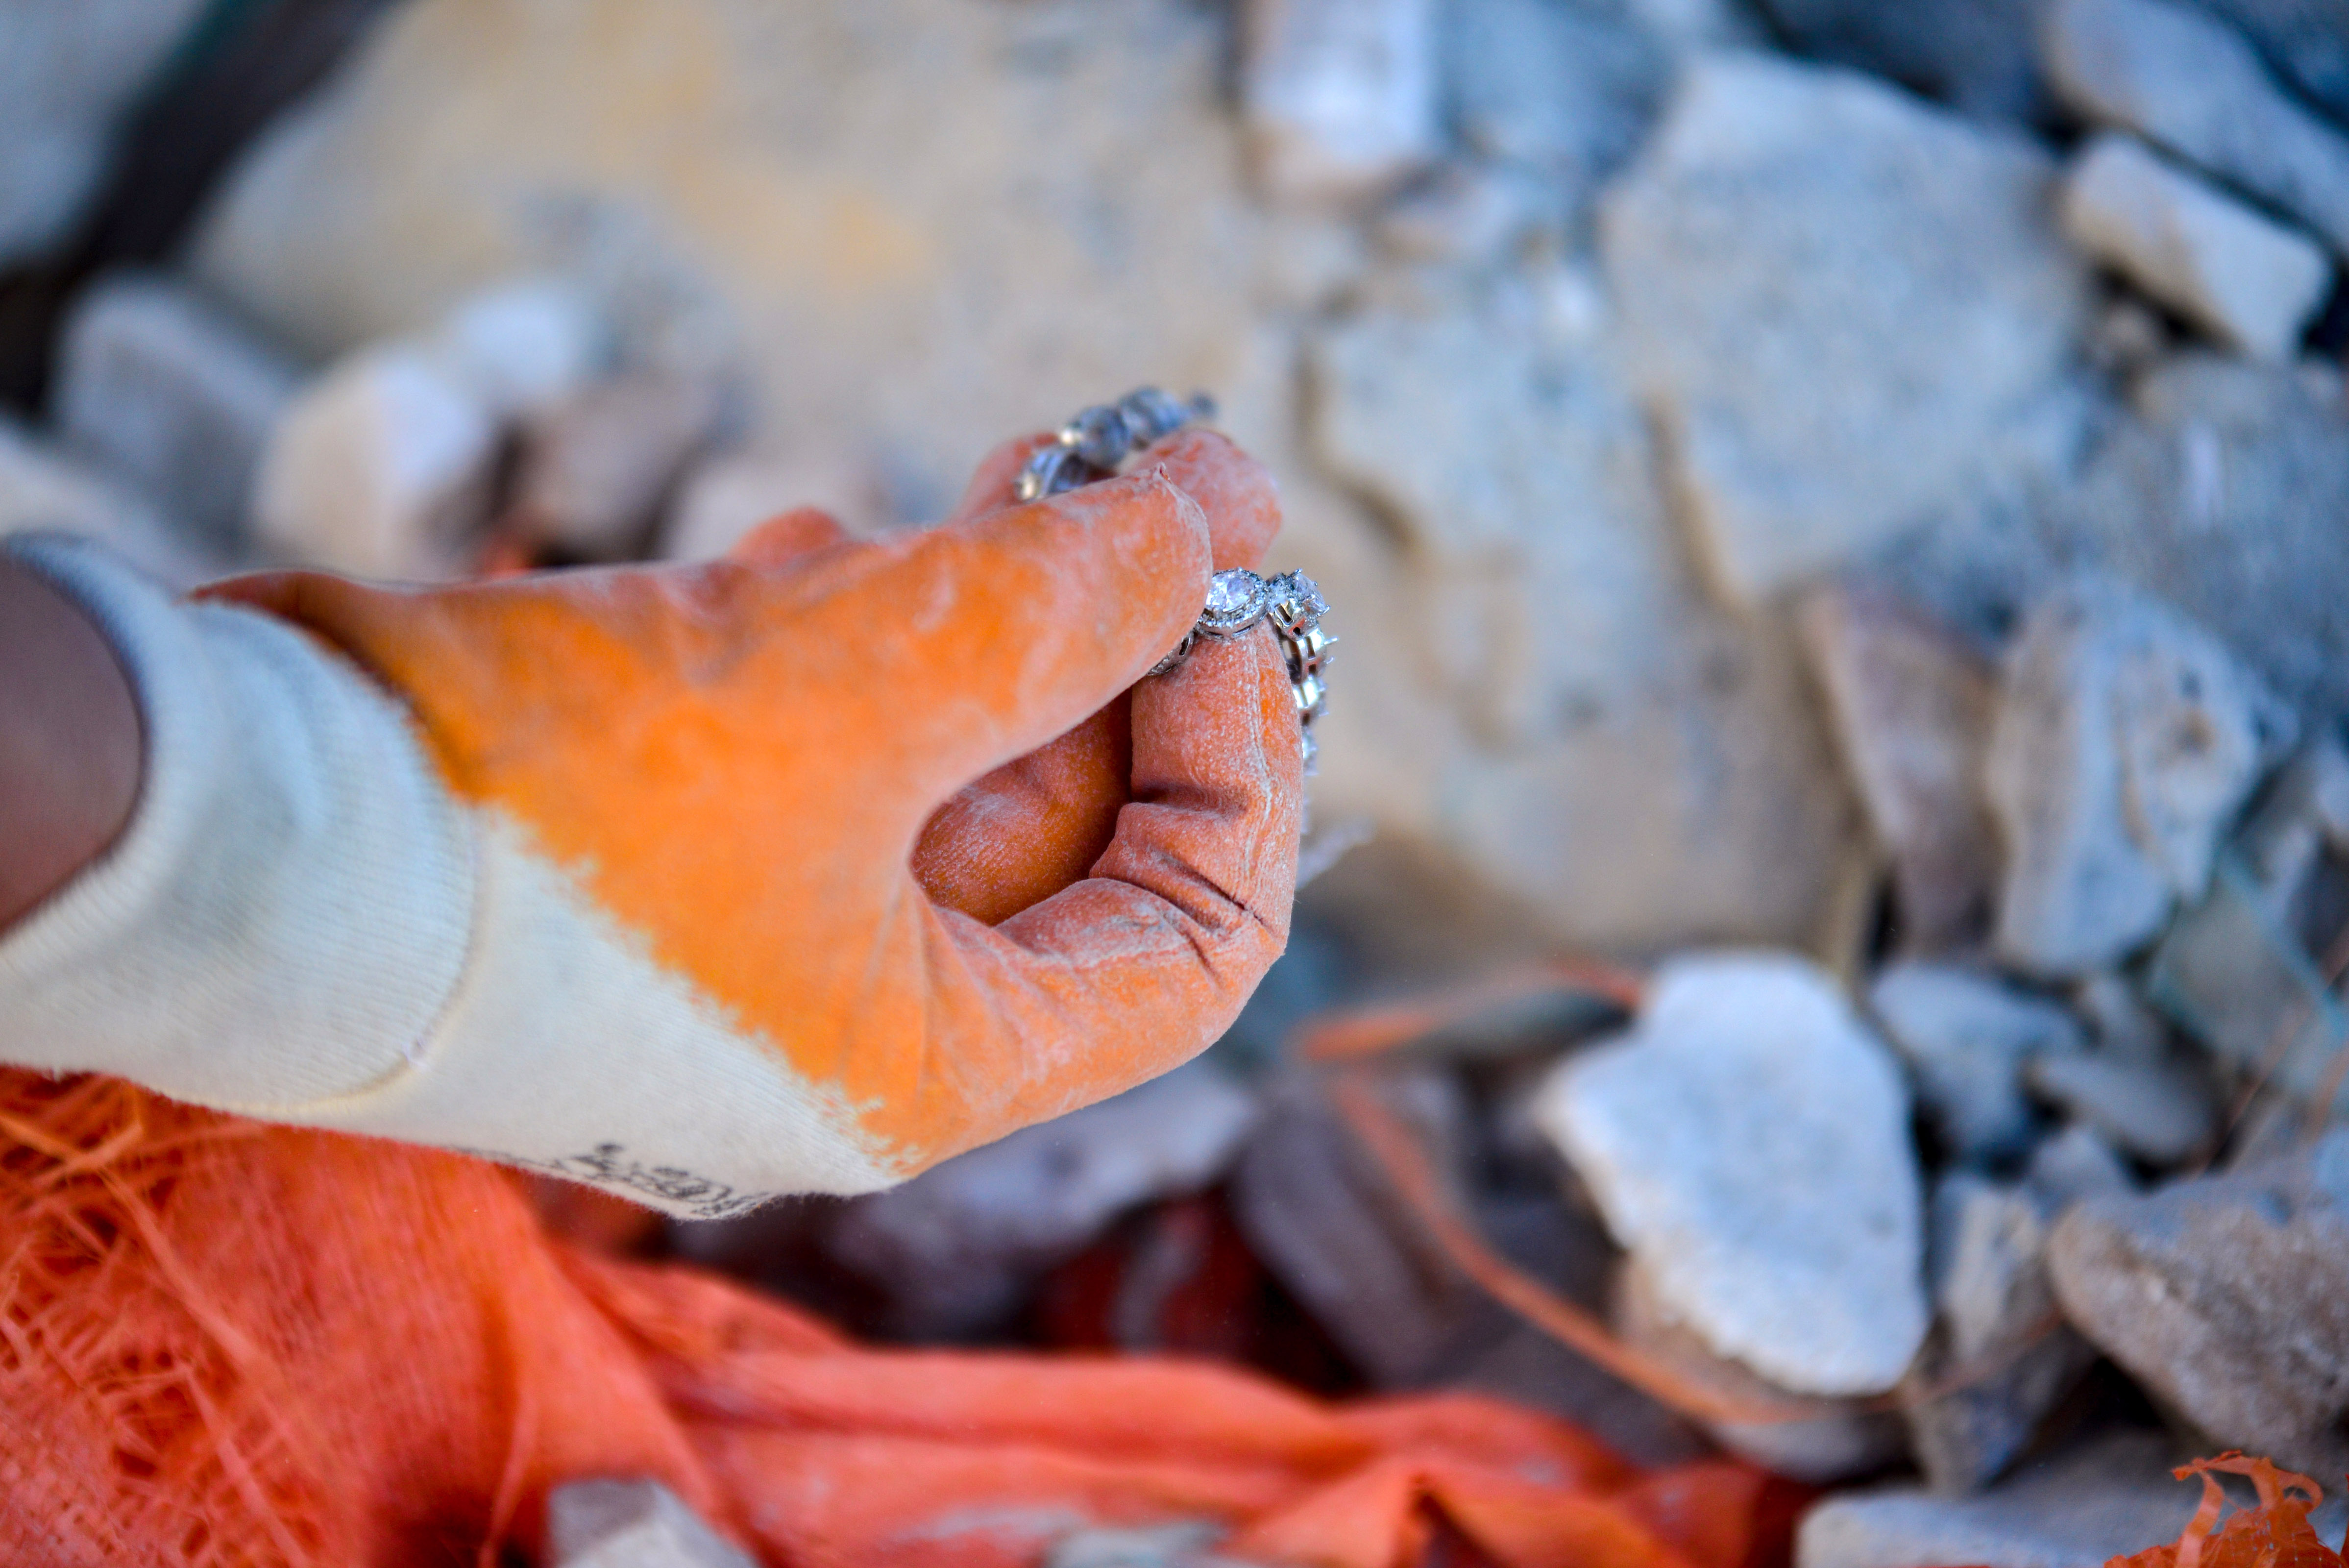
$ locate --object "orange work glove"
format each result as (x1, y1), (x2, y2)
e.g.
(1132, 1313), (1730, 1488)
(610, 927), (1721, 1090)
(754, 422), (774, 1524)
(180, 428), (1301, 1215)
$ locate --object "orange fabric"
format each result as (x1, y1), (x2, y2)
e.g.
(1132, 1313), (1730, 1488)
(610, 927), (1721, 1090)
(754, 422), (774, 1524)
(0, 1071), (1771, 1568)
(2106, 1454), (2342, 1568)
(202, 430), (1297, 1176)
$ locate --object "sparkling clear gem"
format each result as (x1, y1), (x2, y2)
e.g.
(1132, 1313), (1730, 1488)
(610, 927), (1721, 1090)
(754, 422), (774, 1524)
(1203, 569), (1262, 617)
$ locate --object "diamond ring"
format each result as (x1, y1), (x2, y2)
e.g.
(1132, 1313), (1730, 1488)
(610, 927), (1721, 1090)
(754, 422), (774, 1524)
(1014, 388), (1217, 502)
(1150, 567), (1333, 774)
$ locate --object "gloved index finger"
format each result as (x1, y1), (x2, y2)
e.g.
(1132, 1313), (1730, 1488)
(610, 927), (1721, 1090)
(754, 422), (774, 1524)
(801, 463), (1211, 817)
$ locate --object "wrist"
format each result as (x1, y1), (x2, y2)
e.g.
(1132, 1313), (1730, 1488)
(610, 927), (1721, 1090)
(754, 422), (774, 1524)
(0, 556), (143, 932)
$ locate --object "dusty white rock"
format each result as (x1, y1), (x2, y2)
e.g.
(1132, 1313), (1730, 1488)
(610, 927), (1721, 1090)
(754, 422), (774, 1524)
(2048, 1129), (2349, 1475)
(0, 0), (210, 266)
(514, 372), (727, 558)
(1305, 289), (1863, 951)
(429, 278), (607, 420)
(1900, 1152), (2127, 1494)
(0, 416), (218, 587)
(1798, 583), (2001, 955)
(829, 1060), (1259, 1340)
(1988, 577), (2296, 977)
(2024, 1051), (2215, 1165)
(54, 271), (300, 558)
(547, 1479), (754, 1568)
(1869, 964), (2083, 1165)
(253, 343), (500, 579)
(2059, 133), (2330, 362)
(1613, 1255), (1910, 1482)
(1240, 0), (1440, 203)
(1797, 1431), (2214, 1568)
(2041, 0), (2349, 256)
(661, 448), (893, 559)
(1535, 952), (1928, 1397)
(1444, 0), (1664, 190)
(1599, 53), (2091, 605)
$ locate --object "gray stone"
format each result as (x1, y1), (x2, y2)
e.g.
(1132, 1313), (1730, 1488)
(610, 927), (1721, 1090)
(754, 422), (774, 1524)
(1231, 1068), (1487, 1385)
(1045, 1522), (1256, 1568)
(2041, 0), (2349, 256)
(2148, 735), (2349, 1105)
(2149, 853), (2349, 1109)
(2070, 972), (2171, 1065)
(2179, 0), (2349, 127)
(515, 372), (728, 559)
(2059, 133), (2332, 361)
(53, 272), (301, 558)
(547, 1479), (755, 1568)
(1535, 952), (1929, 1397)
(253, 341), (502, 580)
(1444, 0), (1665, 189)
(2025, 1050), (2217, 1164)
(1987, 576), (2296, 977)
(1305, 283), (1866, 952)
(0, 0), (210, 267)
(1240, 0), (1441, 203)
(2024, 1121), (2138, 1205)
(828, 1059), (1258, 1341)
(1613, 1256), (1911, 1482)
(1599, 53), (2093, 606)
(1796, 1430), (2209, 1568)
(1798, 583), (2001, 956)
(1869, 963), (2083, 1165)
(1901, 1172), (2103, 1494)
(0, 416), (219, 588)
(2046, 1128), (2349, 1474)
(1756, 0), (2051, 122)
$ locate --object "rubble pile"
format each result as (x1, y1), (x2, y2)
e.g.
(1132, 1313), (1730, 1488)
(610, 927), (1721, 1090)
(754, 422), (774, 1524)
(6, 0), (2349, 1561)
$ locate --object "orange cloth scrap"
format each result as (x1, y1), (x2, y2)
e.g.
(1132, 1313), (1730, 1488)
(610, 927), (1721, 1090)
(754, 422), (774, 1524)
(2107, 1454), (2344, 1568)
(0, 1071), (1770, 1568)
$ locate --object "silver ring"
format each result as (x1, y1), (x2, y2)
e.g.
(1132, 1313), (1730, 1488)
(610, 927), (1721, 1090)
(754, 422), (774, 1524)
(1150, 567), (1333, 774)
(1014, 388), (1217, 502)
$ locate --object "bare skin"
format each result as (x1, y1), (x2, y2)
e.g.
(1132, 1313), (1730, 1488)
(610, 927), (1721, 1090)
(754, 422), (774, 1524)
(0, 559), (143, 933)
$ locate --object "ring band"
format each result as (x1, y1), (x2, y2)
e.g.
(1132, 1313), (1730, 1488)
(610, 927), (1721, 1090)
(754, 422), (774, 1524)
(1014, 388), (1217, 502)
(1150, 567), (1333, 774)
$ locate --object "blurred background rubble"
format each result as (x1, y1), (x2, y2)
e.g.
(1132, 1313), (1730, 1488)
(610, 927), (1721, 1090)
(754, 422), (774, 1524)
(7, 0), (2349, 1561)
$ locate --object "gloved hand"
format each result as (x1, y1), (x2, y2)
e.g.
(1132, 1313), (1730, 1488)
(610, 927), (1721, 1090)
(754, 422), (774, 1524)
(177, 428), (1301, 1213)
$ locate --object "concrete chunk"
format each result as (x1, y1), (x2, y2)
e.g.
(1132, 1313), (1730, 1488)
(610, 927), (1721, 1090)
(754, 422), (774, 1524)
(2060, 133), (2330, 361)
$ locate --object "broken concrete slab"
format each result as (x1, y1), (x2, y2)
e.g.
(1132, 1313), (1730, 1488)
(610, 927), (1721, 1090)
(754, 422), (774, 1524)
(1600, 52), (2090, 605)
(1987, 576), (2296, 976)
(2058, 133), (2331, 362)
(1537, 952), (1928, 1398)
(2041, 0), (2349, 256)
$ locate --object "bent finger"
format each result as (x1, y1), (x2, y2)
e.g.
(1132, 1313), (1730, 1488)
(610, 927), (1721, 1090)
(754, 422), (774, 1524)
(910, 697), (1132, 927)
(893, 626), (1305, 1165)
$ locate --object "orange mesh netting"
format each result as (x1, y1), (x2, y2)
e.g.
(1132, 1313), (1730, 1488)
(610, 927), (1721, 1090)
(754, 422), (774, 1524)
(2107, 1454), (2345, 1568)
(0, 1071), (1774, 1568)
